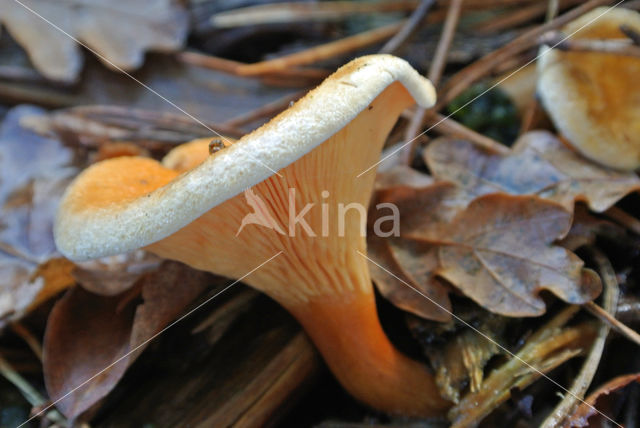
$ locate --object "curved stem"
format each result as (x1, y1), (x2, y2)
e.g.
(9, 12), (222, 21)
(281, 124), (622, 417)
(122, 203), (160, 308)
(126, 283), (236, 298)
(287, 290), (450, 417)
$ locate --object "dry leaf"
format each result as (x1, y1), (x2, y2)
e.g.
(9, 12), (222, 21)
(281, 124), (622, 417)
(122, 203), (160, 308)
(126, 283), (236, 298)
(368, 236), (451, 322)
(43, 261), (211, 418)
(425, 131), (640, 212)
(43, 285), (135, 419)
(73, 251), (162, 296)
(0, 106), (77, 327)
(0, 0), (188, 82)
(565, 373), (640, 427)
(367, 170), (452, 321)
(401, 193), (601, 317)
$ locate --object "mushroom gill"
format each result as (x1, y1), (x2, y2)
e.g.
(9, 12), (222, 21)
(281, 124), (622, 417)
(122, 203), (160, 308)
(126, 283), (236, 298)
(55, 55), (449, 416)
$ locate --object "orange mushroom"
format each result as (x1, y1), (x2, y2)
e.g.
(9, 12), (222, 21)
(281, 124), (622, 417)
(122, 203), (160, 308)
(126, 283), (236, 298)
(537, 7), (640, 170)
(54, 55), (449, 416)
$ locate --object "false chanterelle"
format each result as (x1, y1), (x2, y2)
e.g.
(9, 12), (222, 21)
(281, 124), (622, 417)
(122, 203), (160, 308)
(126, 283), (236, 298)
(55, 55), (449, 416)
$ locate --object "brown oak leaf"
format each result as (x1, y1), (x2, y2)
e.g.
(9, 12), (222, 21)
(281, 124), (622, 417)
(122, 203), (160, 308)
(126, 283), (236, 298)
(367, 170), (453, 321)
(0, 0), (187, 82)
(425, 131), (640, 212)
(402, 193), (602, 316)
(43, 261), (212, 418)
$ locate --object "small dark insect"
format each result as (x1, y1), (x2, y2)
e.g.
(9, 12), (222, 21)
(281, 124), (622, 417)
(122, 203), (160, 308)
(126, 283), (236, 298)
(208, 138), (225, 154)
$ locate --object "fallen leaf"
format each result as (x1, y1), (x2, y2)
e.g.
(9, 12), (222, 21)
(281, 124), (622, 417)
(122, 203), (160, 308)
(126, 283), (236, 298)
(0, 0), (188, 82)
(0, 105), (77, 327)
(565, 373), (640, 427)
(401, 193), (601, 316)
(43, 261), (212, 418)
(368, 236), (451, 322)
(43, 286), (135, 419)
(425, 131), (640, 212)
(367, 170), (452, 321)
(27, 258), (76, 310)
(73, 251), (162, 296)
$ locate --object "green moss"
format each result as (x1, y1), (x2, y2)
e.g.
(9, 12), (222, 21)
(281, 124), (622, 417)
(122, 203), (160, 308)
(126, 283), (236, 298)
(447, 83), (519, 146)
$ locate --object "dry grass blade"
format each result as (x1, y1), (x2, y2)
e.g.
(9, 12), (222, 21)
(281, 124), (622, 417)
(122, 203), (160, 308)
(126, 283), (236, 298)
(235, 21), (405, 76)
(209, 1), (421, 27)
(542, 248), (620, 427)
(0, 355), (67, 426)
(425, 112), (510, 154)
(379, 0), (437, 54)
(449, 306), (597, 427)
(403, 0), (464, 162)
(565, 373), (640, 426)
(474, 0), (583, 34)
(222, 90), (306, 129)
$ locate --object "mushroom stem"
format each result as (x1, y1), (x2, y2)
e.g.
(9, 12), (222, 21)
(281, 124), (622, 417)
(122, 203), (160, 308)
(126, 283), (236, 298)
(288, 288), (449, 417)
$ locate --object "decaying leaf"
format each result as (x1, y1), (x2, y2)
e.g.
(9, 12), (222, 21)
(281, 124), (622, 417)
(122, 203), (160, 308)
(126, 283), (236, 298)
(403, 193), (602, 316)
(565, 373), (640, 427)
(367, 170), (452, 321)
(0, 0), (188, 82)
(369, 166), (601, 319)
(368, 235), (451, 322)
(73, 251), (162, 296)
(0, 106), (77, 327)
(43, 285), (135, 419)
(426, 131), (640, 212)
(44, 261), (212, 418)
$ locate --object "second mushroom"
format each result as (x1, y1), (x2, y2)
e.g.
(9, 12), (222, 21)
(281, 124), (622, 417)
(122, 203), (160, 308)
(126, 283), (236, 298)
(54, 55), (449, 417)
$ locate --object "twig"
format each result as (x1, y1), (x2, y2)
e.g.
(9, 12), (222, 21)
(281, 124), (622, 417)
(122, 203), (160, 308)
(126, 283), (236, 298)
(519, 97), (548, 133)
(426, 112), (511, 154)
(0, 354), (68, 426)
(10, 323), (43, 362)
(474, 0), (580, 34)
(177, 51), (331, 81)
(428, 1), (464, 86)
(209, 1), (421, 28)
(402, 0), (464, 163)
(539, 31), (640, 57)
(379, 0), (437, 54)
(222, 90), (306, 129)
(235, 21), (406, 76)
(207, 0), (537, 28)
(437, 0), (611, 109)
(604, 207), (640, 236)
(542, 248), (619, 427)
(547, 0), (560, 22)
(585, 301), (640, 346)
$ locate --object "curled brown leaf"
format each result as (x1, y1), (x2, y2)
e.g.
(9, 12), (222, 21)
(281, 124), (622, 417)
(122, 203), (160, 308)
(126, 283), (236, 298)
(425, 131), (640, 212)
(404, 193), (602, 316)
(43, 261), (211, 418)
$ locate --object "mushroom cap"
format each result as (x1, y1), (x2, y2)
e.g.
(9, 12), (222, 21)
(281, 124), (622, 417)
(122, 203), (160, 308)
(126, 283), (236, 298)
(55, 55), (436, 260)
(537, 7), (640, 170)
